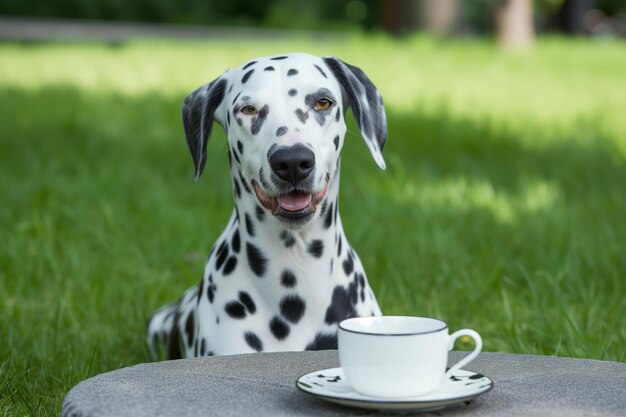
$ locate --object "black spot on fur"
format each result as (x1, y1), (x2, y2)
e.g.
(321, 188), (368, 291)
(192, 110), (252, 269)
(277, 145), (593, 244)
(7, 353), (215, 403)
(244, 331), (263, 351)
(223, 256), (238, 275)
(233, 178), (241, 198)
(280, 230), (296, 248)
(207, 284), (216, 303)
(251, 105), (269, 135)
(288, 89), (297, 97)
(320, 199), (328, 216)
(280, 295), (306, 324)
(295, 108), (308, 124)
(357, 272), (365, 288)
(246, 242), (267, 277)
(348, 281), (358, 304)
(227, 111), (231, 127)
(271, 56), (288, 60)
(287, 68), (298, 76)
(333, 135), (340, 151)
(207, 275), (216, 301)
(241, 69), (254, 84)
(167, 320), (182, 360)
(231, 230), (240, 253)
(324, 203), (334, 229)
(232, 92), (241, 105)
(335, 108), (341, 122)
(238, 291), (257, 314)
(225, 301), (246, 319)
(256, 205), (265, 222)
(200, 338), (207, 356)
(343, 252), (354, 275)
(237, 140), (244, 154)
(276, 126), (287, 136)
(231, 147), (241, 165)
(197, 277), (204, 305)
(314, 64), (328, 78)
(264, 66), (275, 71)
(243, 61), (257, 70)
(236, 117), (243, 127)
(270, 316), (290, 340)
(306, 333), (338, 350)
(308, 239), (324, 258)
(239, 171), (252, 194)
(216, 240), (229, 270)
(324, 285), (357, 324)
(185, 312), (194, 346)
(281, 269), (297, 288)
(245, 213), (255, 237)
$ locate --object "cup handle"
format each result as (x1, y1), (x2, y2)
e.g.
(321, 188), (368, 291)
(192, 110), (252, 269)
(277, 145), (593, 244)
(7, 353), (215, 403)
(444, 329), (482, 378)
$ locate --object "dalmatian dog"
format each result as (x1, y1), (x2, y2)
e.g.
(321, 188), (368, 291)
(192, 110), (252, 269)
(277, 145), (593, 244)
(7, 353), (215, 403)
(148, 52), (387, 359)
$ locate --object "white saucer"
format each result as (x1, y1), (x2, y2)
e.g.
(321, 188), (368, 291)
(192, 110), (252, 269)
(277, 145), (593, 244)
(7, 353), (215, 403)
(296, 367), (493, 412)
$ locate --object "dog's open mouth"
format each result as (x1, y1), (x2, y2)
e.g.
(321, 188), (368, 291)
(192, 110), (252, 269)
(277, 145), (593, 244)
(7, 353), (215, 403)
(252, 174), (330, 220)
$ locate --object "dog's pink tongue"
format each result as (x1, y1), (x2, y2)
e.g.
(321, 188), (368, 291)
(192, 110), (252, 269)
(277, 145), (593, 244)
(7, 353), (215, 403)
(278, 193), (311, 211)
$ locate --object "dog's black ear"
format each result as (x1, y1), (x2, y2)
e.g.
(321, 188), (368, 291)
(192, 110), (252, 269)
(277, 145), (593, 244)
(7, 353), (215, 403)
(323, 57), (387, 170)
(182, 77), (227, 179)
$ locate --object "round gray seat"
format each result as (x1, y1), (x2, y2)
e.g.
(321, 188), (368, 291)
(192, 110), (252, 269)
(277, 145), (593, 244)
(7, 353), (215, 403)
(61, 351), (626, 417)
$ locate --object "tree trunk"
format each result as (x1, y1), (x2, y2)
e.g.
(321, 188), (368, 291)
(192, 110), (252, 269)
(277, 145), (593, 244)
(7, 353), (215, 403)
(495, 0), (535, 50)
(382, 0), (459, 36)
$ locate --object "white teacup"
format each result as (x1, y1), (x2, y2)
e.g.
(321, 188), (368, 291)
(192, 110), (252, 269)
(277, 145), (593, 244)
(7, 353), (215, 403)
(338, 316), (482, 398)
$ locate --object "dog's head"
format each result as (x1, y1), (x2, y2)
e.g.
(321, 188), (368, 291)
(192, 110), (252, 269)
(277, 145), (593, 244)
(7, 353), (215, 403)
(182, 52), (387, 228)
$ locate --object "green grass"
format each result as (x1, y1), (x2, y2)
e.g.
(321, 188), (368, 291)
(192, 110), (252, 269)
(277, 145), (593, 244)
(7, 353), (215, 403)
(1, 35), (625, 415)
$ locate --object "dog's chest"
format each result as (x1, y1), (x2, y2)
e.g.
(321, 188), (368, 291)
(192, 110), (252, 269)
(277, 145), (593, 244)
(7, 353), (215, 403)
(196, 262), (334, 354)
(194, 220), (378, 354)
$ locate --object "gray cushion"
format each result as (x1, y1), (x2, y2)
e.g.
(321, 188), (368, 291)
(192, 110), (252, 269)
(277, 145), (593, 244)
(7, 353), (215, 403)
(61, 351), (626, 417)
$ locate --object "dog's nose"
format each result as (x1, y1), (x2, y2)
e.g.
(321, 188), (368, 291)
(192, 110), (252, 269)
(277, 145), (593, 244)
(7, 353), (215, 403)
(269, 144), (315, 184)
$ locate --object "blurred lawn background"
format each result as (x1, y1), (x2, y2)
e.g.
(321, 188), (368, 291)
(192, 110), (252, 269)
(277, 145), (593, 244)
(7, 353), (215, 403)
(1, 3), (626, 415)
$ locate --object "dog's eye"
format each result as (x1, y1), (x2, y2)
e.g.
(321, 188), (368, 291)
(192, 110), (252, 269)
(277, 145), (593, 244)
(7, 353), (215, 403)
(314, 98), (333, 111)
(240, 105), (258, 115)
